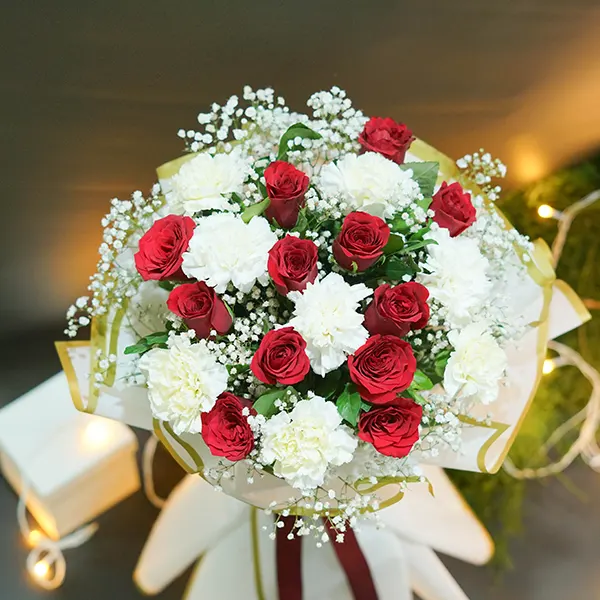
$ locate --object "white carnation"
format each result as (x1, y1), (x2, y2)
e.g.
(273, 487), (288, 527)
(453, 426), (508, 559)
(287, 272), (372, 376)
(319, 152), (421, 220)
(182, 213), (277, 293)
(419, 227), (492, 327)
(260, 396), (357, 492)
(169, 151), (249, 215)
(139, 335), (228, 435)
(443, 322), (507, 405)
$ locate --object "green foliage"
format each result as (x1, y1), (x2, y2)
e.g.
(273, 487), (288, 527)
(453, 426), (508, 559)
(253, 388), (288, 417)
(124, 331), (169, 355)
(450, 152), (600, 569)
(401, 161), (439, 197)
(241, 197), (270, 223)
(277, 123), (322, 161)
(336, 383), (362, 426)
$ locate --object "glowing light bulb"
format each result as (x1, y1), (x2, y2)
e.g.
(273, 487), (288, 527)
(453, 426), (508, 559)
(28, 530), (43, 546)
(538, 204), (558, 219)
(33, 560), (50, 579)
(83, 420), (111, 449)
(542, 359), (555, 375)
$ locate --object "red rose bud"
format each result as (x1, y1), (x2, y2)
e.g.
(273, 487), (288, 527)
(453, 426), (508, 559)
(348, 335), (417, 404)
(333, 212), (390, 272)
(264, 161), (310, 229)
(430, 181), (476, 237)
(268, 236), (318, 295)
(201, 392), (255, 461)
(358, 397), (422, 458)
(364, 282), (429, 338)
(251, 327), (310, 386)
(167, 281), (232, 339)
(358, 117), (415, 164)
(134, 215), (195, 281)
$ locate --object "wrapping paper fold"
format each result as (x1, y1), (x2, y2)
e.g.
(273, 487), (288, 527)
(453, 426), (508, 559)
(134, 465), (488, 600)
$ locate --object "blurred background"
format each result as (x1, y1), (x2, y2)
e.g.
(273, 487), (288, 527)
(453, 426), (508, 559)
(1, 1), (599, 598)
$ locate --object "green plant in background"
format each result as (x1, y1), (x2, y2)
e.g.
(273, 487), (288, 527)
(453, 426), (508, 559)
(450, 153), (600, 569)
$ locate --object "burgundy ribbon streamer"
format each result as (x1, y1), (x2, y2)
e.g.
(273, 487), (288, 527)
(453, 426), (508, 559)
(276, 517), (303, 600)
(276, 517), (378, 600)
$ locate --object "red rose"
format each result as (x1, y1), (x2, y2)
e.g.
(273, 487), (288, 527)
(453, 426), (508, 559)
(251, 327), (310, 386)
(333, 212), (390, 271)
(201, 392), (255, 461)
(364, 282), (429, 338)
(267, 236), (318, 295)
(134, 215), (195, 281)
(264, 161), (310, 229)
(358, 397), (422, 458)
(358, 117), (415, 164)
(430, 181), (476, 237)
(167, 281), (232, 339)
(348, 335), (416, 404)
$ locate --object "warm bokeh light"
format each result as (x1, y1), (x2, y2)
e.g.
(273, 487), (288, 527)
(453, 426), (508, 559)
(33, 560), (50, 579)
(83, 420), (112, 449)
(542, 359), (555, 375)
(28, 530), (43, 547)
(537, 204), (556, 219)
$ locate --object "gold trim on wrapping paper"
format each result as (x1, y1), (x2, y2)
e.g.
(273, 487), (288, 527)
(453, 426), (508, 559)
(55, 341), (90, 412)
(153, 419), (205, 474)
(250, 508), (267, 600)
(554, 279), (592, 324)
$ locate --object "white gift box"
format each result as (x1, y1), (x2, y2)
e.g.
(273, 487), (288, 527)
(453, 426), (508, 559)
(0, 372), (140, 540)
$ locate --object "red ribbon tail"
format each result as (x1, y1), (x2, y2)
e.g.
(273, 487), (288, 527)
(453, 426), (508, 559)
(276, 517), (303, 600)
(325, 521), (379, 600)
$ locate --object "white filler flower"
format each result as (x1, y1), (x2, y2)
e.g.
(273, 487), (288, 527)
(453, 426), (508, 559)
(319, 152), (421, 220)
(260, 395), (357, 491)
(419, 227), (492, 327)
(443, 321), (508, 405)
(182, 213), (277, 293)
(287, 272), (372, 376)
(139, 335), (228, 435)
(170, 151), (248, 214)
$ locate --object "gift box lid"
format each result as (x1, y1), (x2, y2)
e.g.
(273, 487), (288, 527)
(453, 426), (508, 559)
(0, 372), (137, 497)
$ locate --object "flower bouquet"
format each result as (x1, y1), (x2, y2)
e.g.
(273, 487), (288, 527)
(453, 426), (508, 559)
(57, 86), (589, 543)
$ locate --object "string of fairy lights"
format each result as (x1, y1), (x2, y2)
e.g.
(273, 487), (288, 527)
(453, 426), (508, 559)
(503, 191), (600, 479)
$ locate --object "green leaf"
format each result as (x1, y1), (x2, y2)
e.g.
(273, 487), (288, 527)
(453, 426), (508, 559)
(315, 370), (342, 399)
(336, 383), (361, 427)
(412, 369), (434, 390)
(292, 208), (309, 234)
(124, 343), (148, 355)
(277, 123), (322, 160)
(402, 238), (437, 254)
(385, 255), (417, 280)
(360, 401), (372, 413)
(158, 280), (176, 292)
(401, 162), (439, 197)
(227, 364), (249, 374)
(253, 388), (287, 417)
(230, 192), (244, 206)
(390, 215), (410, 234)
(406, 387), (426, 404)
(434, 349), (452, 378)
(383, 233), (405, 255)
(145, 332), (169, 346)
(241, 197), (270, 223)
